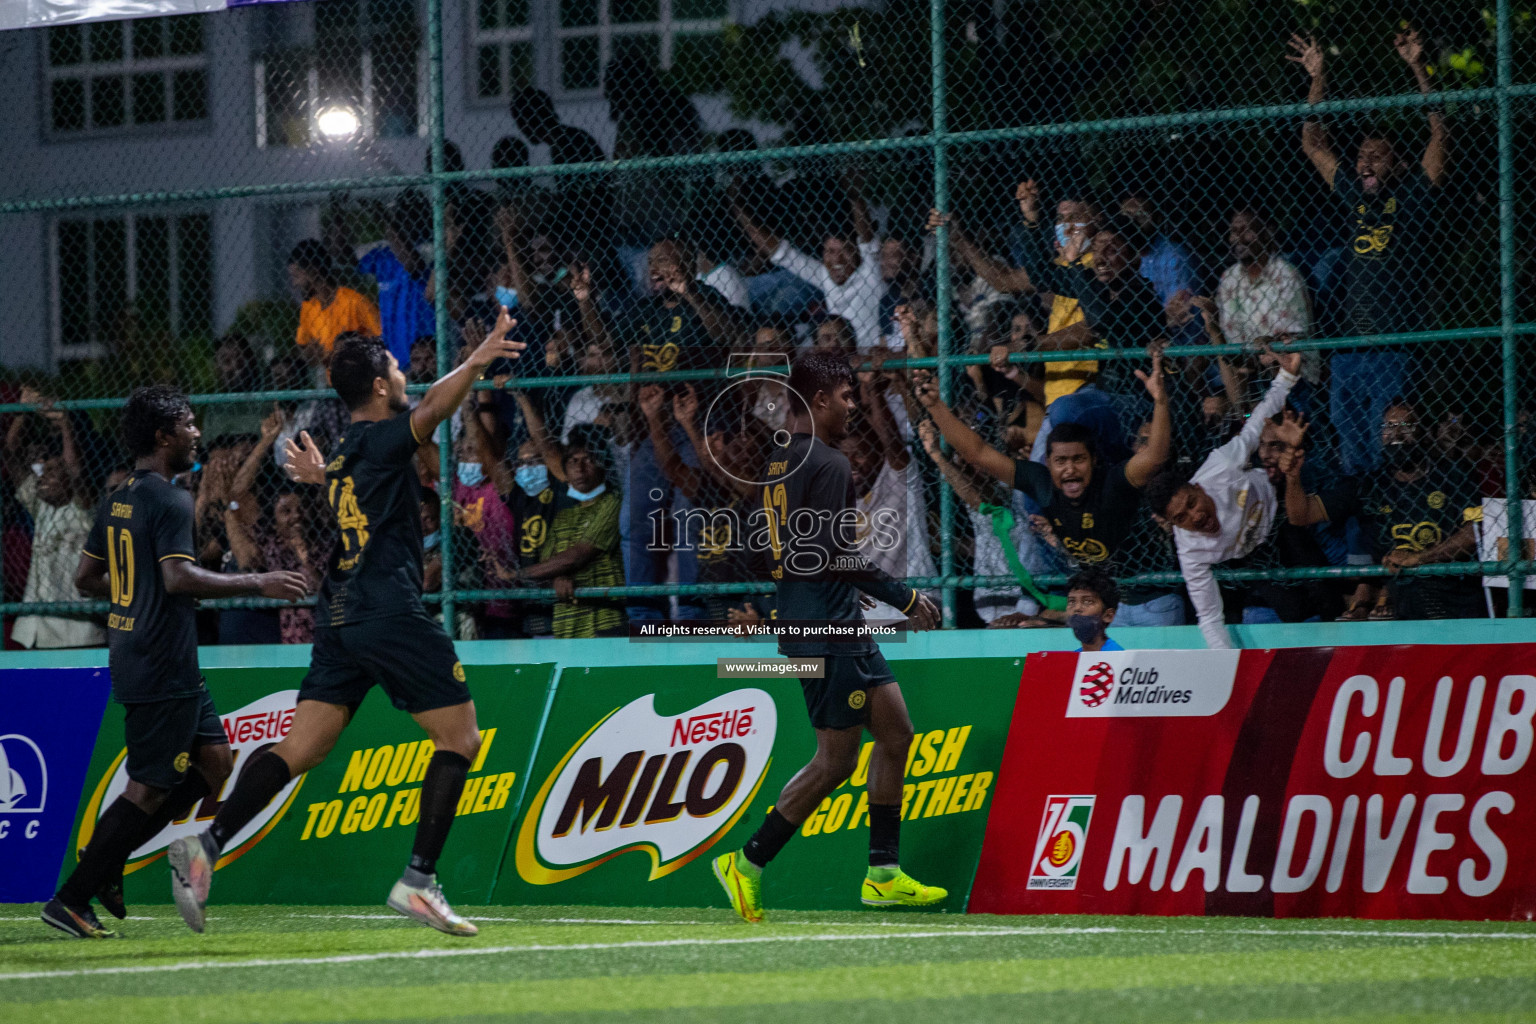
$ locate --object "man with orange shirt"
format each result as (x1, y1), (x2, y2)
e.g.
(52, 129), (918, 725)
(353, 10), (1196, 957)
(289, 239), (381, 362)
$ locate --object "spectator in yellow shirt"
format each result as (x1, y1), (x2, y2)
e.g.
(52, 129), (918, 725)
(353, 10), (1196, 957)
(289, 239), (381, 362)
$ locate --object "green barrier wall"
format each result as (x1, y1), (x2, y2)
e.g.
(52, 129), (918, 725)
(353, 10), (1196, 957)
(15, 620), (1536, 910)
(63, 663), (555, 907)
(491, 657), (1019, 911)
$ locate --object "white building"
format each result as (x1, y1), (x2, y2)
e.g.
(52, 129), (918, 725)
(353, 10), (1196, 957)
(0, 0), (822, 372)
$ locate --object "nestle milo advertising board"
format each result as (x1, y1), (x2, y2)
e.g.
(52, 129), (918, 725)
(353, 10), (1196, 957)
(491, 657), (1021, 911)
(64, 662), (555, 907)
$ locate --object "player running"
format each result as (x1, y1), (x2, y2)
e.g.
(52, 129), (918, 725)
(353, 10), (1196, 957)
(167, 311), (523, 937)
(714, 350), (944, 923)
(44, 387), (308, 939)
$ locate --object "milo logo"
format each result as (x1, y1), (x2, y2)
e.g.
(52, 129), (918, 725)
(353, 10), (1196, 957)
(515, 690), (776, 884)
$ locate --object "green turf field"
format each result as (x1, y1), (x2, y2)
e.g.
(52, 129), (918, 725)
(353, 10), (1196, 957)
(2, 904), (1534, 1023)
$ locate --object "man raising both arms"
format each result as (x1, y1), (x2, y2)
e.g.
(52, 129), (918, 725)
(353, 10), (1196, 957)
(714, 351), (943, 924)
(168, 310), (524, 937)
(44, 387), (307, 939)
(1142, 348), (1303, 649)
(914, 350), (1177, 625)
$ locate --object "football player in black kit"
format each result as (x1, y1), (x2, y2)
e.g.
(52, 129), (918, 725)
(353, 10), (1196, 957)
(168, 309), (523, 937)
(43, 386), (308, 939)
(713, 350), (944, 923)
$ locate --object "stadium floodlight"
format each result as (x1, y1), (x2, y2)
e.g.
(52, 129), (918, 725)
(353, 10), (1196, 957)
(315, 104), (361, 142)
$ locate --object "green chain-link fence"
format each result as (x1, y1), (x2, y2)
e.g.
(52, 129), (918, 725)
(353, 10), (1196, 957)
(2, 0), (1534, 645)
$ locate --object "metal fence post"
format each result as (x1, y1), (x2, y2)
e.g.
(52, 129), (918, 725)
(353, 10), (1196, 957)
(1498, 0), (1524, 617)
(931, 0), (955, 628)
(427, 0), (456, 632)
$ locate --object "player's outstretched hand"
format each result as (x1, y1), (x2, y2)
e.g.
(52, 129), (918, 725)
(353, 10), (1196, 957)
(908, 593), (940, 631)
(259, 571), (310, 602)
(469, 306), (526, 369)
(283, 431), (327, 484)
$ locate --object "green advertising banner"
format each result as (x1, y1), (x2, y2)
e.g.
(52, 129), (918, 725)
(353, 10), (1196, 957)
(490, 657), (1024, 912)
(64, 662), (556, 907)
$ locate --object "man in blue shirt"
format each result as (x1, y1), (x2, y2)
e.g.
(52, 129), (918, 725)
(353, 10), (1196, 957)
(1119, 189), (1199, 330)
(1067, 567), (1126, 652)
(354, 193), (435, 368)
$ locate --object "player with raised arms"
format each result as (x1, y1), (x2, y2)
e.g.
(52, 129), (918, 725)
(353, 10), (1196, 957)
(167, 310), (523, 937)
(713, 349), (944, 923)
(44, 387), (308, 939)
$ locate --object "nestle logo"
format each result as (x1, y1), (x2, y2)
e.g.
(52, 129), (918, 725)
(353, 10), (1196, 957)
(670, 707), (754, 747)
(222, 709), (295, 744)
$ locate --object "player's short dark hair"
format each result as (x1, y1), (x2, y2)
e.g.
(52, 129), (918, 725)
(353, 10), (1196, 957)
(1044, 421), (1098, 461)
(122, 385), (191, 459)
(1143, 467), (1194, 517)
(330, 334), (394, 410)
(1067, 567), (1120, 610)
(788, 349), (853, 407)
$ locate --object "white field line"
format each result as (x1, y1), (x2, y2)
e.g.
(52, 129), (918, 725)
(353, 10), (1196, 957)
(2, 924), (1534, 983)
(288, 914), (984, 927)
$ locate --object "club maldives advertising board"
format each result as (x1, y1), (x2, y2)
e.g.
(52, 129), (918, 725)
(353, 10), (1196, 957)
(970, 645), (1536, 920)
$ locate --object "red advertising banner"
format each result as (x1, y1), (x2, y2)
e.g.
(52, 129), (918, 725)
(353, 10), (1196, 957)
(969, 646), (1536, 920)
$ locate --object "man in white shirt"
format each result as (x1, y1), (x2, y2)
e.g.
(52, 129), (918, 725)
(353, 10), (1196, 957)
(732, 177), (884, 349)
(5, 400), (105, 650)
(1142, 350), (1303, 649)
(1216, 209), (1311, 348)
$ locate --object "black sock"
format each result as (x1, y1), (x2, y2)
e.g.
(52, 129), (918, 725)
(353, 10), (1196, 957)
(57, 797), (150, 908)
(141, 772), (213, 844)
(408, 751), (470, 876)
(207, 751), (290, 855)
(868, 803), (901, 867)
(742, 809), (796, 869)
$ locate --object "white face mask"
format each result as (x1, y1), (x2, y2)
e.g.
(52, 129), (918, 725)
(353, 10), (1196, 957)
(29, 462), (44, 477)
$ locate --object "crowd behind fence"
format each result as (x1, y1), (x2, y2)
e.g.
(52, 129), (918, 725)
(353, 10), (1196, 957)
(2, 0), (1535, 647)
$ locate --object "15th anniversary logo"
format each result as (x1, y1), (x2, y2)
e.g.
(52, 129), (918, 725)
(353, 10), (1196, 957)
(516, 689), (776, 883)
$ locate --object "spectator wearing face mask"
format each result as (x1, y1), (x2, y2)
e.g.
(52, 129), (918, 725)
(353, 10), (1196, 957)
(1012, 180), (1165, 466)
(420, 492), (443, 595)
(451, 407), (521, 638)
(501, 431), (571, 638)
(1064, 567), (1124, 652)
(514, 436), (625, 639)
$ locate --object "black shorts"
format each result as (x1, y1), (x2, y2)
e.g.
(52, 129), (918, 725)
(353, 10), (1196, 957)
(800, 651), (897, 731)
(300, 613), (470, 715)
(123, 689), (225, 791)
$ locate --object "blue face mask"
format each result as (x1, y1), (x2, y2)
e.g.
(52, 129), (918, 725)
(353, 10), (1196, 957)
(567, 482), (607, 502)
(423, 531), (440, 551)
(515, 463), (548, 497)
(1067, 614), (1105, 646)
(494, 286), (519, 311)
(1055, 222), (1088, 251)
(457, 462), (485, 488)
